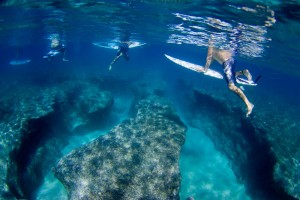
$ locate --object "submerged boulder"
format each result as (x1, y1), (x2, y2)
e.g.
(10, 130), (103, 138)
(64, 82), (114, 133)
(0, 80), (114, 199)
(53, 97), (187, 200)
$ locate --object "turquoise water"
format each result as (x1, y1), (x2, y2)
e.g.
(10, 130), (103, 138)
(0, 1), (300, 200)
(180, 127), (250, 200)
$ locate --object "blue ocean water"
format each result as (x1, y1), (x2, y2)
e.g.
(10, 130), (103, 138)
(0, 1), (300, 200)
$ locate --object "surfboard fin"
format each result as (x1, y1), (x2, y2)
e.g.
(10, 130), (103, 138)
(254, 75), (262, 84)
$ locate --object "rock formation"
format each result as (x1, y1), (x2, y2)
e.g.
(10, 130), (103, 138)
(53, 97), (187, 200)
(0, 80), (113, 199)
(184, 89), (298, 200)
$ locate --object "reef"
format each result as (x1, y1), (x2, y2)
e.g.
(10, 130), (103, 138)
(0, 85), (57, 199)
(1, 72), (299, 200)
(131, 79), (167, 100)
(53, 97), (187, 200)
(182, 88), (299, 200)
(0, 80), (113, 199)
(60, 81), (114, 133)
(250, 100), (300, 200)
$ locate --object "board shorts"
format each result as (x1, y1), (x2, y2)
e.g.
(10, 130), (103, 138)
(117, 43), (129, 60)
(222, 58), (236, 84)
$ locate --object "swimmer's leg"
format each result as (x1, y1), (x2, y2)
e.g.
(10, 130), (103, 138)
(235, 69), (252, 81)
(228, 82), (254, 117)
(62, 50), (69, 61)
(109, 53), (122, 70)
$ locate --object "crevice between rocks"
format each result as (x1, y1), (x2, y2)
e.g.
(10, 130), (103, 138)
(5, 91), (114, 200)
(191, 89), (297, 200)
(239, 119), (296, 200)
(7, 108), (69, 199)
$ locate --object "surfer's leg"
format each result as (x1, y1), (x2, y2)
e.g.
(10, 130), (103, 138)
(109, 53), (122, 70)
(235, 69), (252, 81)
(228, 83), (254, 117)
(237, 69), (252, 80)
(243, 69), (252, 81)
(224, 59), (253, 116)
(235, 70), (243, 77)
(62, 50), (69, 61)
(123, 52), (129, 60)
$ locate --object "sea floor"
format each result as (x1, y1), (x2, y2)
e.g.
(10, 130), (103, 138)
(179, 127), (250, 200)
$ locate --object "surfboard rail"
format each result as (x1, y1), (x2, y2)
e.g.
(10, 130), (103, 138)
(164, 54), (223, 79)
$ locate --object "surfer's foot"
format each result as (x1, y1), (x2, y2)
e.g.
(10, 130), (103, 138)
(246, 103), (254, 117)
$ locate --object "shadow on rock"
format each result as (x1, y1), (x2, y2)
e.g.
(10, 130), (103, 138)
(186, 89), (296, 200)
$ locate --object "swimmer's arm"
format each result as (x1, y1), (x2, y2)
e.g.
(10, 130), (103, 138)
(204, 46), (213, 72)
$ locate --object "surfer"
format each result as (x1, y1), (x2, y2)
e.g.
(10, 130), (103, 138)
(109, 41), (130, 70)
(43, 38), (68, 61)
(203, 42), (254, 117)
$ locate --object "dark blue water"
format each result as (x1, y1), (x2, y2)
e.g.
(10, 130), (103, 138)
(1, 1), (300, 200)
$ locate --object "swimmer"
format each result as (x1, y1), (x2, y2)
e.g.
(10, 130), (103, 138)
(109, 41), (130, 70)
(203, 40), (254, 117)
(43, 38), (68, 61)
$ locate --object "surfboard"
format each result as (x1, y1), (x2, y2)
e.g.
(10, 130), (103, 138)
(165, 54), (258, 86)
(164, 54), (223, 79)
(93, 41), (146, 50)
(9, 59), (31, 65)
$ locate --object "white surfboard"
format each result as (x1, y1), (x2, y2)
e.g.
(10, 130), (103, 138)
(93, 41), (146, 50)
(165, 54), (258, 86)
(9, 59), (31, 65)
(165, 54), (223, 79)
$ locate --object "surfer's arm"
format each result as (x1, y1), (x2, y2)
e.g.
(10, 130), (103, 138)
(204, 46), (213, 72)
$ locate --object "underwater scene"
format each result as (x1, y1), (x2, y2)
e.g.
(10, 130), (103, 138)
(0, 0), (300, 200)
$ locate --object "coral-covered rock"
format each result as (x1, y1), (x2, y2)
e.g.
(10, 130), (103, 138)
(250, 105), (300, 200)
(53, 97), (187, 200)
(184, 89), (298, 200)
(0, 80), (114, 199)
(0, 85), (57, 199)
(68, 83), (114, 132)
(131, 79), (167, 100)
